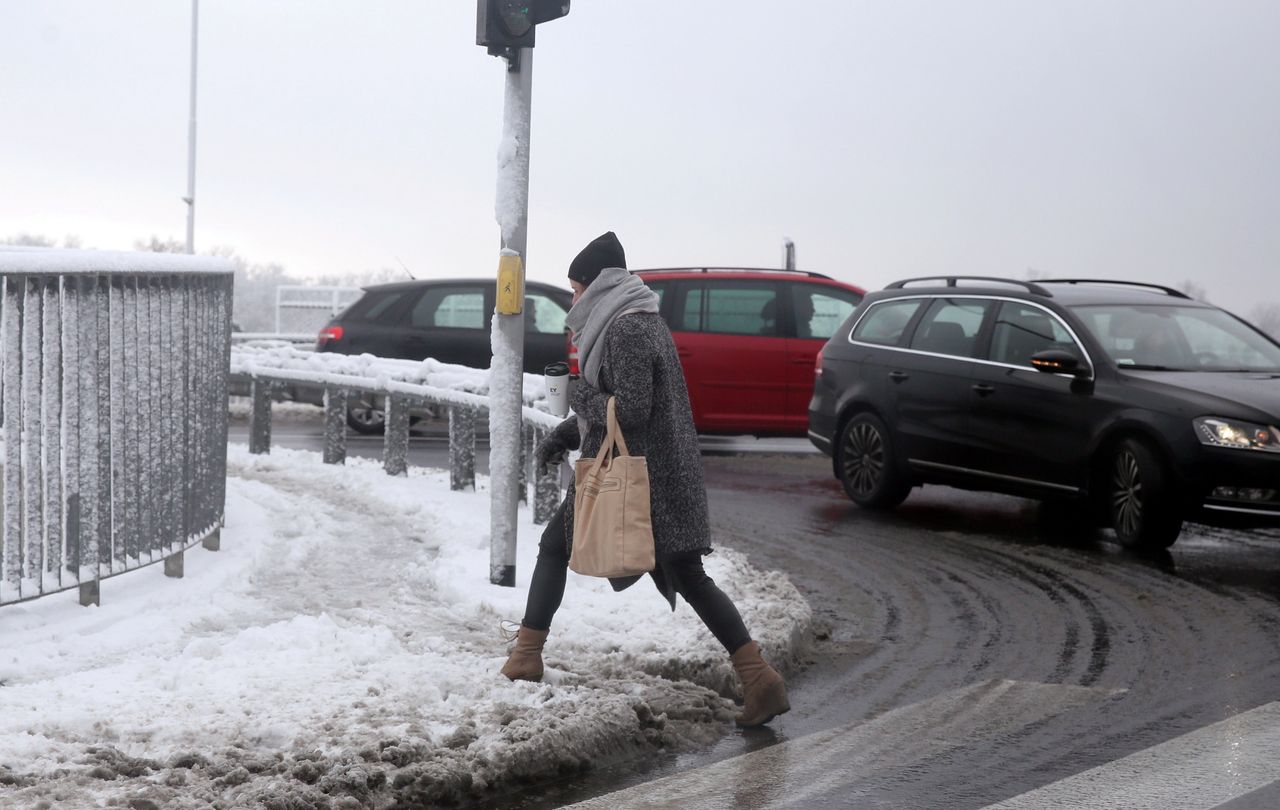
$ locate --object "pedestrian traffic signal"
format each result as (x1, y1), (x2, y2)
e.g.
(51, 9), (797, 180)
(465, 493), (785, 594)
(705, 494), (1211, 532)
(477, 0), (570, 54)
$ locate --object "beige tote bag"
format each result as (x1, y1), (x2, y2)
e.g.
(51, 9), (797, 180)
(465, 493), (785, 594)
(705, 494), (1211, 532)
(570, 397), (656, 578)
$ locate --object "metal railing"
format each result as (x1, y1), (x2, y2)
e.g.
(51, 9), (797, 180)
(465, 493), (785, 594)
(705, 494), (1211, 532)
(0, 249), (235, 607)
(273, 284), (361, 335)
(229, 347), (564, 525)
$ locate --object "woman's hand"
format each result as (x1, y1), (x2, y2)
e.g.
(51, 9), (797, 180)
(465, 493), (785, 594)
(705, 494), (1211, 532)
(535, 430), (571, 476)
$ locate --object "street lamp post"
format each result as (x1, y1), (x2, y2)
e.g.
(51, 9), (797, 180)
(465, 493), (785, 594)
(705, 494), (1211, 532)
(184, 0), (199, 254)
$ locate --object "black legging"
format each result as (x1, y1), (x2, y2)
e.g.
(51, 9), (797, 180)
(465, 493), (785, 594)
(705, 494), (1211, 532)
(522, 502), (752, 654)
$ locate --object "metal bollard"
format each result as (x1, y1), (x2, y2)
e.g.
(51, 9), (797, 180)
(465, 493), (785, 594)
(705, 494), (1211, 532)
(449, 405), (476, 491)
(248, 379), (272, 455)
(323, 387), (348, 465)
(383, 394), (410, 476)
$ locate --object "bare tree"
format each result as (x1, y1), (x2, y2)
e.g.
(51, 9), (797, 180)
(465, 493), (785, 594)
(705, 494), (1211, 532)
(134, 235), (186, 253)
(2, 232), (82, 248)
(1250, 303), (1280, 339)
(1177, 280), (1210, 301)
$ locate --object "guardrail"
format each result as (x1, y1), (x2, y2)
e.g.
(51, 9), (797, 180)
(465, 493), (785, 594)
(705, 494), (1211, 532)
(231, 332), (315, 346)
(0, 249), (235, 607)
(229, 345), (564, 525)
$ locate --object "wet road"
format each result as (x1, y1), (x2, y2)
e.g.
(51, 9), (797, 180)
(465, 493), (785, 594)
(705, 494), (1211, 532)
(227, 421), (1280, 807)
(511, 454), (1280, 808)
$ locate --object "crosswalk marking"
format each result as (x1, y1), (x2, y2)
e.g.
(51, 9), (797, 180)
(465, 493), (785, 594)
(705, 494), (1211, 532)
(980, 702), (1280, 810)
(563, 679), (1120, 808)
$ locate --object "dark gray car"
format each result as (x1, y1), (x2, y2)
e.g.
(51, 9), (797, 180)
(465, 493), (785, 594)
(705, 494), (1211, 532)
(809, 276), (1280, 550)
(302, 278), (572, 433)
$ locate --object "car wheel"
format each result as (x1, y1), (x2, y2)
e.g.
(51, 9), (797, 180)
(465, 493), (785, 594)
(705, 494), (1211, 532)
(346, 406), (386, 435)
(837, 412), (911, 509)
(1107, 438), (1182, 550)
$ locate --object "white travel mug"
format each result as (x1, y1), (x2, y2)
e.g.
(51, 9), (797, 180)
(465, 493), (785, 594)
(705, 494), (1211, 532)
(544, 362), (570, 417)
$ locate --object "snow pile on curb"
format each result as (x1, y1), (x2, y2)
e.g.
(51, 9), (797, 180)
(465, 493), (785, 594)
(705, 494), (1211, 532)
(0, 445), (812, 809)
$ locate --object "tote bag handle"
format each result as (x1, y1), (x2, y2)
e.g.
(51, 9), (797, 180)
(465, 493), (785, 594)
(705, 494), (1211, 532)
(587, 397), (630, 477)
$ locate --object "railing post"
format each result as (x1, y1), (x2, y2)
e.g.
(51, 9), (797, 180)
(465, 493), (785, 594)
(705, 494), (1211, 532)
(383, 393), (410, 476)
(79, 579), (100, 607)
(1, 277), (24, 605)
(248, 378), (272, 454)
(323, 386), (348, 465)
(164, 550), (184, 578)
(532, 426), (560, 525)
(449, 405), (476, 491)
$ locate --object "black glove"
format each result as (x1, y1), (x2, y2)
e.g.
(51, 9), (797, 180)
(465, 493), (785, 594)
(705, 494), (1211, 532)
(535, 433), (569, 477)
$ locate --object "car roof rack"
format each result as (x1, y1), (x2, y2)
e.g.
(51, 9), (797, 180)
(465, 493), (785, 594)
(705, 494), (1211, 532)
(884, 276), (1052, 297)
(1035, 279), (1191, 299)
(634, 266), (833, 280)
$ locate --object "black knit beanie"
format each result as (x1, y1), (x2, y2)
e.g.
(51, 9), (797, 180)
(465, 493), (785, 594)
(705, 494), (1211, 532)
(568, 231), (626, 286)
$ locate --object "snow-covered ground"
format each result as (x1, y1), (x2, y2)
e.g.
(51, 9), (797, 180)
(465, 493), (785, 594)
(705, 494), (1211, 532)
(0, 444), (812, 809)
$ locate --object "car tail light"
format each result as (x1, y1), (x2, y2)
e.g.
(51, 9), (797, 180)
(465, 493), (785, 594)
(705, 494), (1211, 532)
(566, 332), (580, 376)
(814, 352), (823, 377)
(317, 325), (344, 348)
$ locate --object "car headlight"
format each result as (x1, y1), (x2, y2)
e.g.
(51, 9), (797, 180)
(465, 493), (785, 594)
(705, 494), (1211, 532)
(1194, 417), (1280, 453)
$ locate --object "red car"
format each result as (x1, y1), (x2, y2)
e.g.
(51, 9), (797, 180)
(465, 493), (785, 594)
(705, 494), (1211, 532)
(630, 268), (866, 436)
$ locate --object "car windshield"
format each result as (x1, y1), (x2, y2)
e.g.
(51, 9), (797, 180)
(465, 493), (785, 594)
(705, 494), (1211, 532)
(1072, 304), (1280, 372)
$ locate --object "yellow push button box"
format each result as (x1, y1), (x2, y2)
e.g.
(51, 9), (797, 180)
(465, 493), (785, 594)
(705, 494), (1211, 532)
(496, 251), (524, 315)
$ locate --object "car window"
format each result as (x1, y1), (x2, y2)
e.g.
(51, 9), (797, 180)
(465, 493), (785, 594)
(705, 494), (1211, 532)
(1073, 304), (1280, 372)
(346, 290), (409, 324)
(525, 291), (568, 334)
(909, 298), (991, 357)
(851, 299), (923, 346)
(696, 282), (780, 336)
(792, 285), (863, 340)
(409, 287), (485, 329)
(643, 280), (667, 307)
(989, 302), (1080, 366)
(677, 285), (703, 331)
(675, 282), (780, 336)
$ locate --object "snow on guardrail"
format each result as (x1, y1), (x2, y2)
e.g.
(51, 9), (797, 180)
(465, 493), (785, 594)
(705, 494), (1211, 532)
(229, 343), (562, 430)
(228, 344), (567, 523)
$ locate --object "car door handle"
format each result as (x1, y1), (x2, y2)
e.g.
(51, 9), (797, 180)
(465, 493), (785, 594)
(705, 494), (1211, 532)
(888, 370), (909, 382)
(971, 383), (996, 396)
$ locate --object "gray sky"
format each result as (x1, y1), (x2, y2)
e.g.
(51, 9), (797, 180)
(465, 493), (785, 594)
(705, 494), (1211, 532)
(2, 1), (1278, 317)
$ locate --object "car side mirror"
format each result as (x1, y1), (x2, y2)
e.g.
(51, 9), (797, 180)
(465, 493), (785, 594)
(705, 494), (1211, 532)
(1030, 349), (1089, 377)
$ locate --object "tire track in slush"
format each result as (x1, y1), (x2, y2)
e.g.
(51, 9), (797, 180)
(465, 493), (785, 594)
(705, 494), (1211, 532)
(684, 455), (1280, 808)
(501, 455), (1280, 808)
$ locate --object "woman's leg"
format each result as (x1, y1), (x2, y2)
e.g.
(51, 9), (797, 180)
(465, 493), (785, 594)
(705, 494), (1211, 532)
(666, 556), (752, 654)
(521, 501), (570, 631)
(667, 555), (789, 726)
(502, 502), (570, 682)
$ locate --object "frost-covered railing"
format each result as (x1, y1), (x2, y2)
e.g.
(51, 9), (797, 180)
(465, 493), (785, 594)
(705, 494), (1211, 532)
(229, 345), (563, 524)
(0, 249), (234, 607)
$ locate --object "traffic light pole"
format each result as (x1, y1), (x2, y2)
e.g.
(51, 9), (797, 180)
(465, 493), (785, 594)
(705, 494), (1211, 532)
(489, 48), (533, 587)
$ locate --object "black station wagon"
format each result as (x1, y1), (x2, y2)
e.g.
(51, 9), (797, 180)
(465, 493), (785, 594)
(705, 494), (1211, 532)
(808, 277), (1280, 550)
(305, 278), (573, 433)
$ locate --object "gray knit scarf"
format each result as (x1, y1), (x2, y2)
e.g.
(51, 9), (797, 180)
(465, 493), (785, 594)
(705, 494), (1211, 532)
(565, 266), (660, 389)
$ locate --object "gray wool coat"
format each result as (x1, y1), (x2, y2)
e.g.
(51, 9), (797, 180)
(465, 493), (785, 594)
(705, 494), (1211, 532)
(546, 311), (712, 603)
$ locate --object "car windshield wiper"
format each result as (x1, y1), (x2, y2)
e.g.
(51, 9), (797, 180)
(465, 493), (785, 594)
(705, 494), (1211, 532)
(1117, 363), (1183, 371)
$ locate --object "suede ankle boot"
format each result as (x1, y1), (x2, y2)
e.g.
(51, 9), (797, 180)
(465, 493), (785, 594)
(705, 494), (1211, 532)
(730, 640), (790, 727)
(500, 625), (549, 682)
